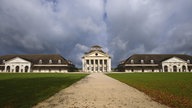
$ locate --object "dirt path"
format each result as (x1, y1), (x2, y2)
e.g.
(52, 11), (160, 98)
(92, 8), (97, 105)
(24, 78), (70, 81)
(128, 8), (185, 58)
(33, 73), (168, 108)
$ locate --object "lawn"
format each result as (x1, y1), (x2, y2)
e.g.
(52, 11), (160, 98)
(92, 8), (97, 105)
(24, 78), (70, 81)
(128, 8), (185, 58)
(107, 73), (192, 108)
(0, 73), (88, 108)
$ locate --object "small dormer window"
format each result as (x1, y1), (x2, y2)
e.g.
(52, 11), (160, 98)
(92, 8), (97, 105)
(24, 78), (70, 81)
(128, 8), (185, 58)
(187, 60), (190, 63)
(151, 60), (154, 64)
(141, 60), (144, 64)
(49, 60), (52, 64)
(3, 60), (5, 63)
(39, 60), (42, 64)
(131, 60), (134, 64)
(58, 60), (61, 64)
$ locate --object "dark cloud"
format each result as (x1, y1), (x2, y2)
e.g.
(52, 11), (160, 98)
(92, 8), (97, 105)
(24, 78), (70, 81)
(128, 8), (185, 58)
(105, 0), (192, 66)
(0, 0), (192, 67)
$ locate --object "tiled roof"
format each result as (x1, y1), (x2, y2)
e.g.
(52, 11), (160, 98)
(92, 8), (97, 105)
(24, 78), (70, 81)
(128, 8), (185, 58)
(0, 54), (69, 64)
(124, 54), (192, 64)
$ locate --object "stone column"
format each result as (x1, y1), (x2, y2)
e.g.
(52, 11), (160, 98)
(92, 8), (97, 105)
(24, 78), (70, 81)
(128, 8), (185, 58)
(102, 59), (104, 72)
(107, 58), (111, 72)
(186, 64), (189, 72)
(4, 65), (7, 72)
(109, 58), (111, 72)
(162, 65), (164, 72)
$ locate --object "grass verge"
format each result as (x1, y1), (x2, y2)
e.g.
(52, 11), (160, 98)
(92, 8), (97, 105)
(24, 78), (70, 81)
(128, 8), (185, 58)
(0, 73), (88, 108)
(107, 73), (192, 108)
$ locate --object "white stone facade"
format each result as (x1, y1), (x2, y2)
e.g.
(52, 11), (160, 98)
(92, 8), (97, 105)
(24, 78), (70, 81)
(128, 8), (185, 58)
(121, 54), (192, 72)
(0, 54), (71, 73)
(4, 57), (31, 73)
(82, 46), (111, 73)
(162, 57), (188, 72)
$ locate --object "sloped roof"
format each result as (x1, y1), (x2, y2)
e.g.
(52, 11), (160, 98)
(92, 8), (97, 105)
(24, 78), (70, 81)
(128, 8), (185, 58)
(84, 50), (106, 54)
(0, 54), (69, 64)
(91, 45), (102, 48)
(124, 54), (192, 64)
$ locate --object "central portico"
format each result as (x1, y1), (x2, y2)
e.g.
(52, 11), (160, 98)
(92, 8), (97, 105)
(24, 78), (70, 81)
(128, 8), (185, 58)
(82, 45), (111, 73)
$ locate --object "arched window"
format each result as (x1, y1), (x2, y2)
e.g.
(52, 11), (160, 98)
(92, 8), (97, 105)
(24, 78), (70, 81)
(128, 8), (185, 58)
(58, 60), (61, 64)
(25, 66), (29, 72)
(131, 69), (134, 72)
(49, 60), (52, 64)
(151, 60), (154, 64)
(131, 60), (134, 64)
(164, 65), (168, 72)
(173, 65), (177, 72)
(7, 66), (10, 72)
(142, 68), (144, 72)
(16, 66), (19, 73)
(182, 65), (186, 72)
(39, 60), (42, 64)
(141, 60), (144, 64)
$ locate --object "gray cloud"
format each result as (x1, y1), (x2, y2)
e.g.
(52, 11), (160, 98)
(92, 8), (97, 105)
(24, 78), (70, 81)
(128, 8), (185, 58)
(0, 0), (192, 67)
(105, 0), (192, 66)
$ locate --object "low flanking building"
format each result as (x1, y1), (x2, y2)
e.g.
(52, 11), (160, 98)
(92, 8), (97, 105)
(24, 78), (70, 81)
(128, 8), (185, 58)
(82, 45), (111, 73)
(0, 54), (75, 73)
(117, 54), (192, 72)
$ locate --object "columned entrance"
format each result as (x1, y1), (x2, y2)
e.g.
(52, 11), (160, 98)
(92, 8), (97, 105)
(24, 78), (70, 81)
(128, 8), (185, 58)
(82, 45), (111, 73)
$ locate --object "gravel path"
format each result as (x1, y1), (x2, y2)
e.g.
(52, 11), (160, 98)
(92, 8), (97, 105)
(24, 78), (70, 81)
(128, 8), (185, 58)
(33, 73), (169, 108)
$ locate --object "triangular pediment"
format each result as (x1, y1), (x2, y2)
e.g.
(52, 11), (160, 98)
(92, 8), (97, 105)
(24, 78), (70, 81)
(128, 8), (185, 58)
(162, 57), (186, 63)
(84, 51), (110, 57)
(5, 57), (31, 63)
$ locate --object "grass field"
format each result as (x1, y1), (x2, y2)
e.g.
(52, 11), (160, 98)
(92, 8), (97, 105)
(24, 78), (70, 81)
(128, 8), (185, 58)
(0, 73), (88, 108)
(107, 73), (192, 108)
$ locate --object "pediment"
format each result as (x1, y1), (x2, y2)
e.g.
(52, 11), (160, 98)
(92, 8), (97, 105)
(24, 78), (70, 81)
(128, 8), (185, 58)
(84, 51), (109, 57)
(5, 57), (31, 63)
(162, 57), (186, 63)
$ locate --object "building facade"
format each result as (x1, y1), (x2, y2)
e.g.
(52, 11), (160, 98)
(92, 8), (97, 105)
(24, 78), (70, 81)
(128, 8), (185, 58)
(82, 45), (111, 72)
(0, 54), (75, 73)
(117, 54), (192, 72)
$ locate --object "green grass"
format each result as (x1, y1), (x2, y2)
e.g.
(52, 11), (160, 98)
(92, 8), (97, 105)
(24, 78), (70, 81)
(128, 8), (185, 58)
(107, 73), (192, 108)
(0, 73), (88, 108)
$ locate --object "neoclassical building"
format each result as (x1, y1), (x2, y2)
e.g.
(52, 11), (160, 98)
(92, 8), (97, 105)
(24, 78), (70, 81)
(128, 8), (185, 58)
(117, 54), (192, 72)
(82, 45), (111, 72)
(0, 54), (75, 73)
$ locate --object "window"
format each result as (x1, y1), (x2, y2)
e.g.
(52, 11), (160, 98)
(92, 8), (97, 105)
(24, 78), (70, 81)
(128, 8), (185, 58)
(86, 60), (89, 64)
(58, 60), (61, 64)
(182, 65), (186, 72)
(3, 60), (5, 63)
(100, 60), (102, 64)
(104, 60), (107, 64)
(141, 60), (144, 64)
(173, 65), (177, 72)
(95, 60), (98, 64)
(95, 53), (98, 56)
(151, 60), (154, 64)
(39, 60), (42, 64)
(91, 60), (94, 64)
(25, 66), (29, 72)
(100, 67), (102, 71)
(49, 60), (52, 64)
(131, 60), (134, 64)
(164, 65), (168, 72)
(187, 60), (190, 63)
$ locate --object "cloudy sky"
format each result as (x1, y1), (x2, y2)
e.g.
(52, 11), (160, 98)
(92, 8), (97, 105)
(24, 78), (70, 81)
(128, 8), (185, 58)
(0, 0), (192, 67)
